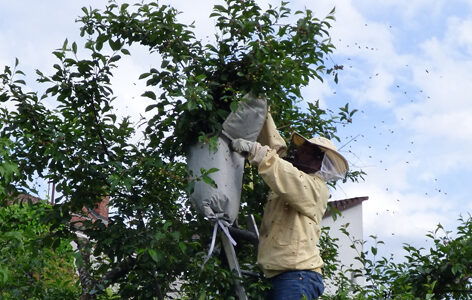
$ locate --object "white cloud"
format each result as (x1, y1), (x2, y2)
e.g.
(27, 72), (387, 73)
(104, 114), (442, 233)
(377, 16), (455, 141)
(111, 50), (154, 125)
(346, 69), (396, 107)
(334, 179), (456, 241)
(160, 0), (218, 42)
(390, 16), (472, 171)
(315, 0), (472, 175)
(0, 2), (96, 72)
(441, 16), (472, 57)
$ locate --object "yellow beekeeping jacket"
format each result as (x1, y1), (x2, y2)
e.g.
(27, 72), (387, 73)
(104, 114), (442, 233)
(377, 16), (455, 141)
(254, 114), (329, 278)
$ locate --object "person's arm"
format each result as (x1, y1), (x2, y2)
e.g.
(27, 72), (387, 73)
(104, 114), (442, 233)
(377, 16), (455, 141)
(231, 138), (329, 220)
(255, 148), (329, 220)
(256, 113), (287, 157)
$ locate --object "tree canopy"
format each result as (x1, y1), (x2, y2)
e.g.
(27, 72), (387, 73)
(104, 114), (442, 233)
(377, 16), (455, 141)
(2, 0), (470, 299)
(0, 0), (353, 298)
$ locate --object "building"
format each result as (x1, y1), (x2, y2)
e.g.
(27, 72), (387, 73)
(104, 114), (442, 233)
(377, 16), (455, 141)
(70, 196), (110, 229)
(321, 196), (369, 293)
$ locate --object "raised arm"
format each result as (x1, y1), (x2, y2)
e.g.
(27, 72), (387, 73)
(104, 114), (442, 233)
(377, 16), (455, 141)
(256, 113), (287, 157)
(257, 148), (329, 221)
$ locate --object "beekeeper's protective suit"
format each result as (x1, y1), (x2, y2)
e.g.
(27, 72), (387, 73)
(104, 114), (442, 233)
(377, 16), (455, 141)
(232, 114), (349, 300)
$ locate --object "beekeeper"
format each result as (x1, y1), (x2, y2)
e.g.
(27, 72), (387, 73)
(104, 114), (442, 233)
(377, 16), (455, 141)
(231, 114), (349, 300)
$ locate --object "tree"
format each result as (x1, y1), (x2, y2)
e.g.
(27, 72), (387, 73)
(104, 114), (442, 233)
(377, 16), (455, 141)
(2, 1), (471, 299)
(0, 0), (357, 298)
(320, 214), (472, 300)
(0, 200), (79, 299)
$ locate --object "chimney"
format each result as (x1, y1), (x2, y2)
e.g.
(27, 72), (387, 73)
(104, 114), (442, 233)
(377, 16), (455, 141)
(94, 196), (109, 220)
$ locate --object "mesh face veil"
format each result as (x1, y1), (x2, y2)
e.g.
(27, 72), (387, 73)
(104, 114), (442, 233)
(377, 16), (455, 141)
(316, 153), (346, 182)
(290, 132), (349, 181)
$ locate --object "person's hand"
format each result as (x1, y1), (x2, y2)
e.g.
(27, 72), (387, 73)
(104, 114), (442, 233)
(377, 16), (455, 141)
(231, 138), (255, 155)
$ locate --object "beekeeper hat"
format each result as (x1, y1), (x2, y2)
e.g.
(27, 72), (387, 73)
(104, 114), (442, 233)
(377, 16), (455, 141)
(291, 132), (349, 175)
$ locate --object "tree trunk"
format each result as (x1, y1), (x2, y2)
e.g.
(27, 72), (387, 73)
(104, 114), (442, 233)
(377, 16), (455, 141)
(76, 238), (96, 300)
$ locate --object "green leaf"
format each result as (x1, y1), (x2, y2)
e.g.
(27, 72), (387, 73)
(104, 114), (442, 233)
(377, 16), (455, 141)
(197, 291), (207, 300)
(142, 91), (156, 100)
(230, 101), (239, 112)
(96, 34), (109, 51)
(145, 104), (158, 112)
(0, 162), (19, 178)
(206, 168), (219, 174)
(62, 39), (68, 50)
(186, 100), (197, 110)
(201, 174), (217, 188)
(105, 114), (117, 123)
(3, 231), (23, 242)
(0, 266), (10, 285)
(161, 60), (170, 68)
(178, 241), (187, 253)
(109, 55), (121, 63)
(72, 42), (77, 54)
(109, 39), (122, 51)
(213, 5), (227, 12)
(73, 251), (84, 268)
(451, 264), (461, 275)
(120, 3), (129, 11)
(139, 72), (151, 80)
(371, 246), (377, 256)
(52, 51), (65, 60)
(163, 221), (172, 231)
(13, 79), (26, 85)
(148, 249), (159, 263)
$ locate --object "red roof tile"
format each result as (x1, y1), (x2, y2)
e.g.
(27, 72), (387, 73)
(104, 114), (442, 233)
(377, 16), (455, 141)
(323, 196), (369, 219)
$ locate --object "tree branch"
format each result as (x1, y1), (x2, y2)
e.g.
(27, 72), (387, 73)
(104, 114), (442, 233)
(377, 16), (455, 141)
(103, 256), (137, 282)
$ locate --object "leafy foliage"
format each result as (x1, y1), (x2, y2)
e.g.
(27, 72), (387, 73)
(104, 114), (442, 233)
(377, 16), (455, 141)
(0, 0), (356, 298)
(0, 0), (470, 298)
(0, 201), (79, 299)
(77, 0), (343, 154)
(320, 215), (472, 299)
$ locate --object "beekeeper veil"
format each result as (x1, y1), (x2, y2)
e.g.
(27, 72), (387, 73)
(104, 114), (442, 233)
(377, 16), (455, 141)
(291, 132), (349, 182)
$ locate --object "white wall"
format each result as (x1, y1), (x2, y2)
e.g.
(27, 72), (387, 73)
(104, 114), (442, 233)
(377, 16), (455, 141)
(321, 203), (365, 293)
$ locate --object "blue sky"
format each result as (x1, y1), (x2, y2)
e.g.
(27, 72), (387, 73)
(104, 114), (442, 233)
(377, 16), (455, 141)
(1, 0), (471, 260)
(305, 0), (472, 258)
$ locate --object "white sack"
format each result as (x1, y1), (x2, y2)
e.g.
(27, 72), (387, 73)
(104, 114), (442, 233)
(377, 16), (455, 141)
(222, 93), (268, 142)
(187, 94), (267, 225)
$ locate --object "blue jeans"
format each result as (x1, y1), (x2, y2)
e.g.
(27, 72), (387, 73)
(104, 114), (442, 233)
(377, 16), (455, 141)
(268, 270), (325, 300)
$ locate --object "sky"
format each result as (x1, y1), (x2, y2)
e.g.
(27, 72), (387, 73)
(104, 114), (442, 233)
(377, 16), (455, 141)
(1, 0), (471, 260)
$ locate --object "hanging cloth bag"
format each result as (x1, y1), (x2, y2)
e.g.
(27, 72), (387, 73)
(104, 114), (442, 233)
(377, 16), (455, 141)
(187, 93), (267, 259)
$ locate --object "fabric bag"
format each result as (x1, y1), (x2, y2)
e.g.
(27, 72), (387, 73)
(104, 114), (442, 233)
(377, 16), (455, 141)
(187, 93), (267, 226)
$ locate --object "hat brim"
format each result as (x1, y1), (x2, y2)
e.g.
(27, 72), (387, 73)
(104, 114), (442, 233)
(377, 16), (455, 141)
(292, 133), (306, 148)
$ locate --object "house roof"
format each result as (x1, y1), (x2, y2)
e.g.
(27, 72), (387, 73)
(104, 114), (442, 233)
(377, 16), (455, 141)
(6, 193), (42, 205)
(323, 196), (369, 219)
(6, 193), (109, 234)
(70, 196), (110, 228)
